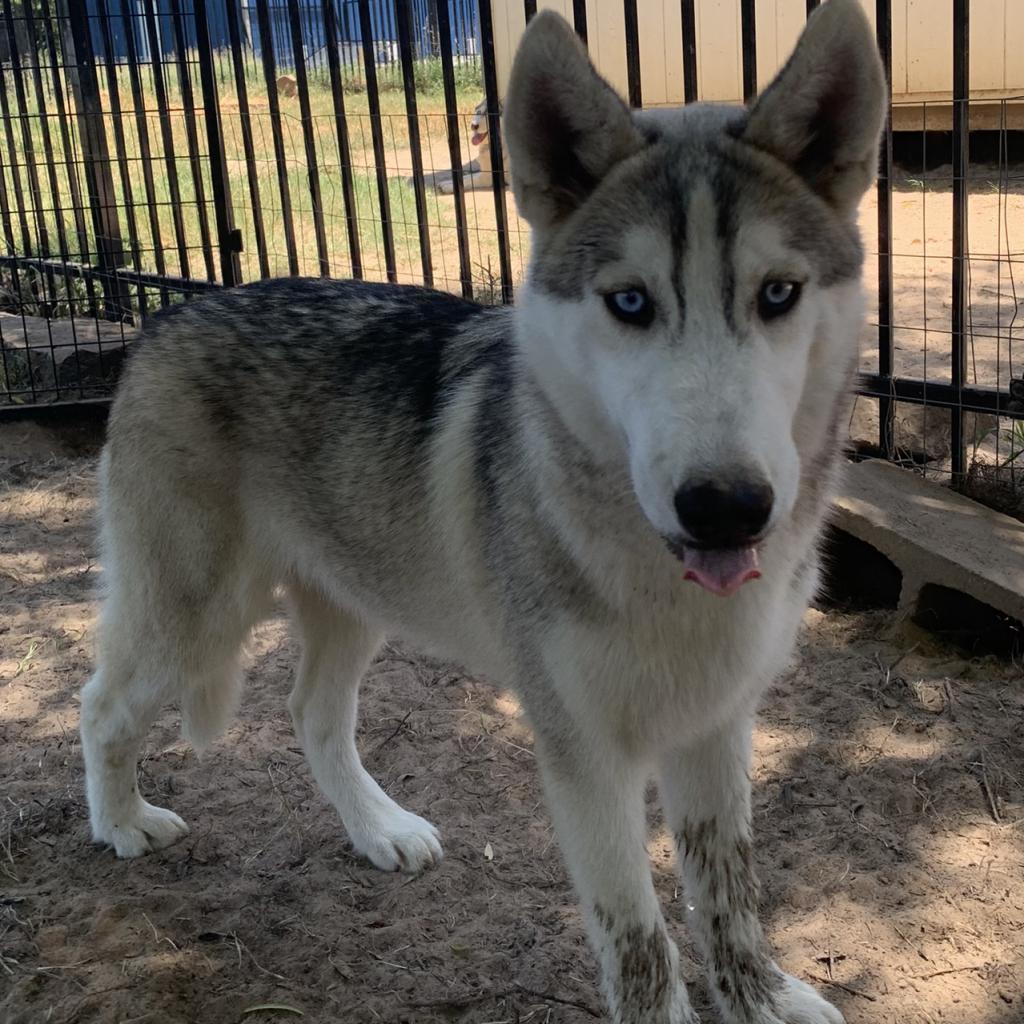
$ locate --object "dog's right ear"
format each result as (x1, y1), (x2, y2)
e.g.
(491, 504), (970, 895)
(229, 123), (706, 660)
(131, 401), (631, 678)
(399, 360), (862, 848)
(504, 12), (642, 233)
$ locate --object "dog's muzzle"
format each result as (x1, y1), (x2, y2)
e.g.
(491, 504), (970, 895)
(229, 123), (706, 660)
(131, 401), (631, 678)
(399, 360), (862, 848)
(668, 478), (773, 596)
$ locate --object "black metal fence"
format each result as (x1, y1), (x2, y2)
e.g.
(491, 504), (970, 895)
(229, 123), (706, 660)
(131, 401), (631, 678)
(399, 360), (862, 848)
(0, 1), (1022, 513)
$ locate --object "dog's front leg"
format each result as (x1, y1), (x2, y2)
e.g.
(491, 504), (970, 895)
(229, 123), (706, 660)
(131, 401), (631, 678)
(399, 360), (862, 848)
(659, 716), (843, 1024)
(533, 728), (697, 1024)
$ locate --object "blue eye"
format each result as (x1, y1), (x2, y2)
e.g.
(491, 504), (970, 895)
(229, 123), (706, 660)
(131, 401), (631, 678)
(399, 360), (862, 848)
(604, 288), (654, 327)
(758, 280), (801, 319)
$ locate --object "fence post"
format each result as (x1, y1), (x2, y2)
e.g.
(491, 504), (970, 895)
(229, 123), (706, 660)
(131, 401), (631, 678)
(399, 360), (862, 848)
(875, 0), (894, 460)
(477, 0), (514, 303)
(950, 0), (969, 481)
(61, 0), (130, 321)
(194, 0), (241, 288)
(740, 0), (756, 101)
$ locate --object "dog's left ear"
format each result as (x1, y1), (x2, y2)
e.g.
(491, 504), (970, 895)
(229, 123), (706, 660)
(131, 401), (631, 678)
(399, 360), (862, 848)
(742, 0), (887, 216)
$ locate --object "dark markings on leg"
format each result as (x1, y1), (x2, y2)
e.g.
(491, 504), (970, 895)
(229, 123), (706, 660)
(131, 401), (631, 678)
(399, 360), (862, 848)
(593, 902), (675, 1024)
(676, 818), (784, 1018)
(615, 921), (674, 1023)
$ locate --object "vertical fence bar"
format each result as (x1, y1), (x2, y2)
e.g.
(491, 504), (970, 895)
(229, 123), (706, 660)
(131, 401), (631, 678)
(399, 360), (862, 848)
(740, 0), (756, 101)
(119, 0), (169, 305)
(523, 0), (536, 21)
(357, 0), (397, 282)
(4, 0), (57, 390)
(950, 0), (969, 479)
(142, 0), (191, 280)
(0, 118), (16, 256)
(195, 0), (241, 288)
(1, 6), (42, 262)
(435, 0), (472, 297)
(320, 0), (362, 279)
(681, 0), (697, 103)
(169, 0), (216, 281)
(396, 0), (433, 287)
(22, 2), (70, 263)
(22, 0), (79, 376)
(225, 0), (269, 280)
(623, 0), (641, 107)
(95, 0), (145, 314)
(806, 0), (819, 16)
(287, 0), (330, 276)
(0, 42), (32, 259)
(40, 0), (91, 266)
(876, 0), (894, 459)
(478, 0), (514, 303)
(254, 0), (299, 276)
(572, 0), (588, 46)
(65, 0), (130, 319)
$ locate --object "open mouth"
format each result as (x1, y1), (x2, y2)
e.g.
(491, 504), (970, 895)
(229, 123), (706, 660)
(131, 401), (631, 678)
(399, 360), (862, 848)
(665, 539), (762, 597)
(470, 130), (487, 146)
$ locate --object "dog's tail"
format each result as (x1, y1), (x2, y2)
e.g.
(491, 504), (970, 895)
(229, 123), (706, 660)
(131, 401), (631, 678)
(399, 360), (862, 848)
(180, 660), (243, 753)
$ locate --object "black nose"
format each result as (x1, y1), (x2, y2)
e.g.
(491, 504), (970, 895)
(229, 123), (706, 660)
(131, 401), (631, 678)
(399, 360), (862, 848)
(673, 479), (774, 547)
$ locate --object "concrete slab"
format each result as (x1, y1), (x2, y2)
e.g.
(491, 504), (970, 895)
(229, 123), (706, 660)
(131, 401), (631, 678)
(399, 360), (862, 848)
(833, 458), (1024, 623)
(1, 313), (133, 401)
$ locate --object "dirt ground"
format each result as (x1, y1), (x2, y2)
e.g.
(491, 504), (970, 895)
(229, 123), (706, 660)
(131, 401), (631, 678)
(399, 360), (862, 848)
(1, 421), (1023, 1024)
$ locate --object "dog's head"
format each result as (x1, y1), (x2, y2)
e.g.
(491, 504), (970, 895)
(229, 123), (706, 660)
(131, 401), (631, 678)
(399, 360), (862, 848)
(469, 97), (498, 148)
(505, 0), (886, 596)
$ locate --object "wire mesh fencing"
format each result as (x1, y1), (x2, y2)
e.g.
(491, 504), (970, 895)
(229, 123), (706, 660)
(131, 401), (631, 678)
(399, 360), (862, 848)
(0, 0), (1021, 521)
(0, 0), (523, 408)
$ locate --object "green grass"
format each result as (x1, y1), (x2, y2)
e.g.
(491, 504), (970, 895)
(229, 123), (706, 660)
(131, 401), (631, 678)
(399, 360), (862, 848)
(0, 50), (527, 321)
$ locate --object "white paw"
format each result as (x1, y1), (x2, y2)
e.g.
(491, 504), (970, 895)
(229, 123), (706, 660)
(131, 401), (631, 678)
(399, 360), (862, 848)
(770, 973), (845, 1024)
(94, 800), (190, 858)
(347, 801), (442, 874)
(437, 180), (455, 195)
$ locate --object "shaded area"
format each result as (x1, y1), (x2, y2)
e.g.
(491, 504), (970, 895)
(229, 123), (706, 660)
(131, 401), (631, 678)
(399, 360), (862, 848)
(818, 525), (903, 612)
(913, 583), (1024, 659)
(1, 436), (1021, 1024)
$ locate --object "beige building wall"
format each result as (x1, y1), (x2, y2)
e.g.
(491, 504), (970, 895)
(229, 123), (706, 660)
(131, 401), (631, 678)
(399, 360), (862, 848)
(491, 0), (1024, 124)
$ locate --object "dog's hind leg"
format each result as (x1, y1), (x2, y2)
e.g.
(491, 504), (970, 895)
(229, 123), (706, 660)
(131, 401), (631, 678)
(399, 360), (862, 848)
(80, 647), (190, 858)
(81, 573), (263, 858)
(81, 442), (269, 859)
(659, 715), (844, 1024)
(287, 582), (442, 874)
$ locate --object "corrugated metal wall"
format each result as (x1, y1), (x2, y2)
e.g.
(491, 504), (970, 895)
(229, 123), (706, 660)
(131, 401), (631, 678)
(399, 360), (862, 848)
(84, 0), (480, 67)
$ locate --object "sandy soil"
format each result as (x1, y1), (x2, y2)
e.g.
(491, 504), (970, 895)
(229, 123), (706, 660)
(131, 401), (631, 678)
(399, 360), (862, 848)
(1, 422), (1023, 1024)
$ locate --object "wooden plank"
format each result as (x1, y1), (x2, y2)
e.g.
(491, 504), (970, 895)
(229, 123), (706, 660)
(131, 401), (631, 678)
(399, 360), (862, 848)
(906, 0), (952, 95)
(970, 0), (1003, 91)
(891, 0), (909, 96)
(1006, 0), (1024, 93)
(589, 0), (629, 99)
(638, 0), (682, 106)
(695, 0), (740, 102)
(493, 0), (526, 99)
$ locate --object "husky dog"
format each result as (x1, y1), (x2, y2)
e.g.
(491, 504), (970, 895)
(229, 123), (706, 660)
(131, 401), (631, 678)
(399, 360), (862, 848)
(276, 74), (298, 99)
(415, 97), (509, 194)
(80, 3), (885, 1021)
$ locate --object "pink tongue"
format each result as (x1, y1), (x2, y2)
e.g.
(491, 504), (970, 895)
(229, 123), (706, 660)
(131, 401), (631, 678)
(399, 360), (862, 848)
(470, 132), (486, 145)
(683, 545), (761, 597)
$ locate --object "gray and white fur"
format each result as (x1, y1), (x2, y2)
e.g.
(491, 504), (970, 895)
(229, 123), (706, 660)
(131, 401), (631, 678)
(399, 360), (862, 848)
(80, 3), (886, 1022)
